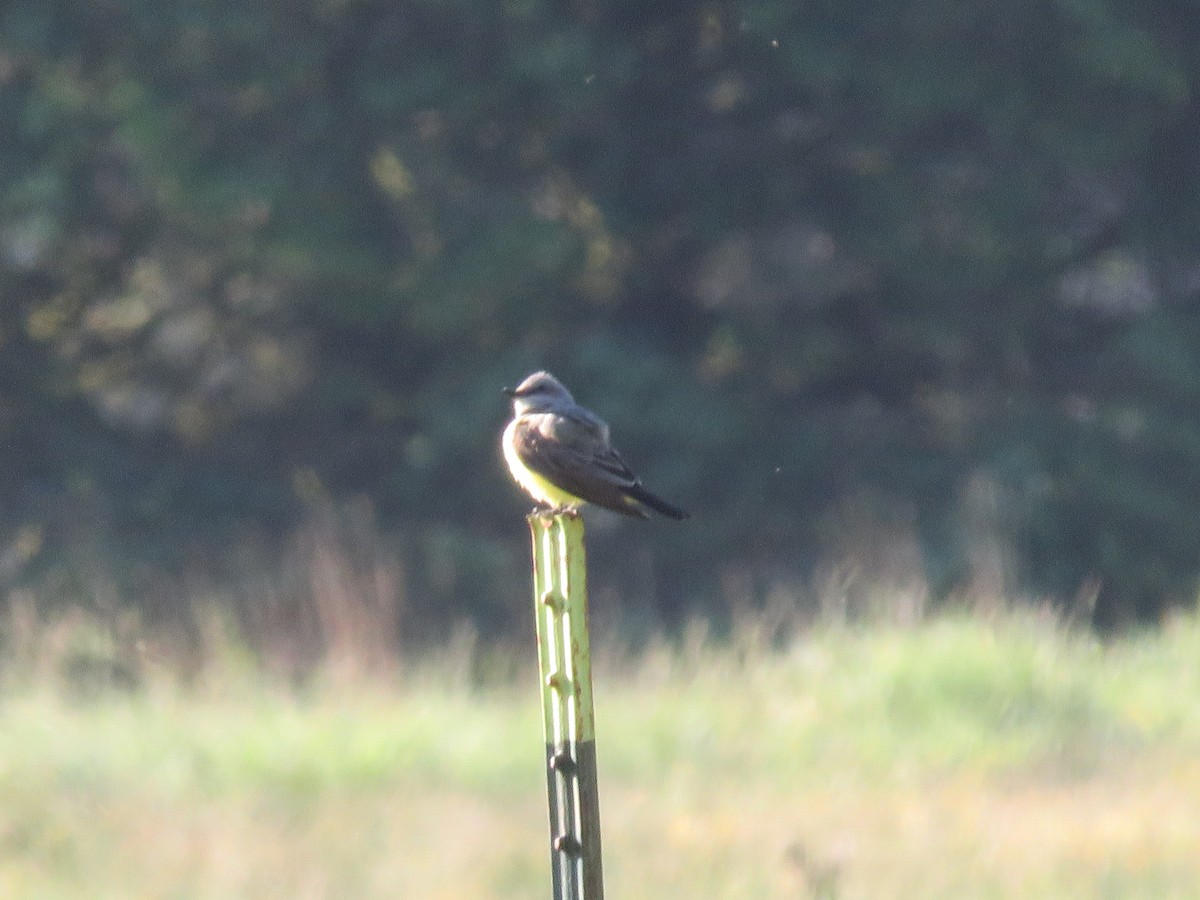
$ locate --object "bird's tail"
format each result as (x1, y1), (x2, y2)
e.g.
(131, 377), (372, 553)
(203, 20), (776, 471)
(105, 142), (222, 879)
(628, 483), (689, 520)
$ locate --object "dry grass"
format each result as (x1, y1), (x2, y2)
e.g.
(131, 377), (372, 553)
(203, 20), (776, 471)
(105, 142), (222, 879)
(1, 600), (1198, 898)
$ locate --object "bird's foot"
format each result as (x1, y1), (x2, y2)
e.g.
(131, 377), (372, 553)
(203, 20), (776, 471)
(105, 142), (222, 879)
(532, 504), (580, 520)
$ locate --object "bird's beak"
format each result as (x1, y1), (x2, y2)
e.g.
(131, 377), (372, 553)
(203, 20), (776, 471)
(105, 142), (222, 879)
(502, 386), (517, 397)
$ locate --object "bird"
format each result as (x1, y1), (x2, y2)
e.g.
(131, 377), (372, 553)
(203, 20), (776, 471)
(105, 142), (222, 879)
(502, 371), (689, 520)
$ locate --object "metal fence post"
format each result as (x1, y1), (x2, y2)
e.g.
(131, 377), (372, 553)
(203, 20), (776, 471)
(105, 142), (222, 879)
(529, 511), (604, 900)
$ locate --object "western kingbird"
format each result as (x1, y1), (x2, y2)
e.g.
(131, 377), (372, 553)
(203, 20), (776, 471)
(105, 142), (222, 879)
(502, 371), (689, 520)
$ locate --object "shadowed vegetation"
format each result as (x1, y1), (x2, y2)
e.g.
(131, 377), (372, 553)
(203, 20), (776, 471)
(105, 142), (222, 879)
(2, 2), (1200, 629)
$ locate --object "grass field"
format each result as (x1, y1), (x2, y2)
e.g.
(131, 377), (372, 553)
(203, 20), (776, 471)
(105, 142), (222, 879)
(1, 609), (1199, 898)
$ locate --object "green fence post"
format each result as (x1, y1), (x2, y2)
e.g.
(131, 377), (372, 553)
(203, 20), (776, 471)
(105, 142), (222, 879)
(529, 511), (604, 900)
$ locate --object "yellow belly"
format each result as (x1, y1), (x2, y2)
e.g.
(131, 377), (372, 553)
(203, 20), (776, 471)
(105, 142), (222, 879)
(502, 419), (584, 508)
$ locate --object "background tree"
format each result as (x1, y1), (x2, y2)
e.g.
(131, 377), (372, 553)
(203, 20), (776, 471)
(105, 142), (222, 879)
(2, 0), (1199, 637)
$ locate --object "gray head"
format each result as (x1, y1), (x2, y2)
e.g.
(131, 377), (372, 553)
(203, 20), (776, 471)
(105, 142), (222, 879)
(503, 370), (575, 415)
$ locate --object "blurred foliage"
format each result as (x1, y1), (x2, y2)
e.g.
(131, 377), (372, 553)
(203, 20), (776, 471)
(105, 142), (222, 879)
(2, 0), (1200, 632)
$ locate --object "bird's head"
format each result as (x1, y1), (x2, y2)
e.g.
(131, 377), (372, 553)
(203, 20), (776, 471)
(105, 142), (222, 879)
(503, 370), (574, 414)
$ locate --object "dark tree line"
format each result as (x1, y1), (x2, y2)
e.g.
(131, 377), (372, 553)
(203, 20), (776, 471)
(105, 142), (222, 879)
(2, 0), (1200, 634)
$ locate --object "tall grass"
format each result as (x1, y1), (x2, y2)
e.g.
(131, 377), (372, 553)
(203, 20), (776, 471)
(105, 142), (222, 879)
(1, 505), (1199, 897)
(1, 590), (1199, 897)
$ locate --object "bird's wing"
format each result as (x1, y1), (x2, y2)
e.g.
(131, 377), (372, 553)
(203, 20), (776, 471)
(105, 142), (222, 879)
(512, 412), (648, 517)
